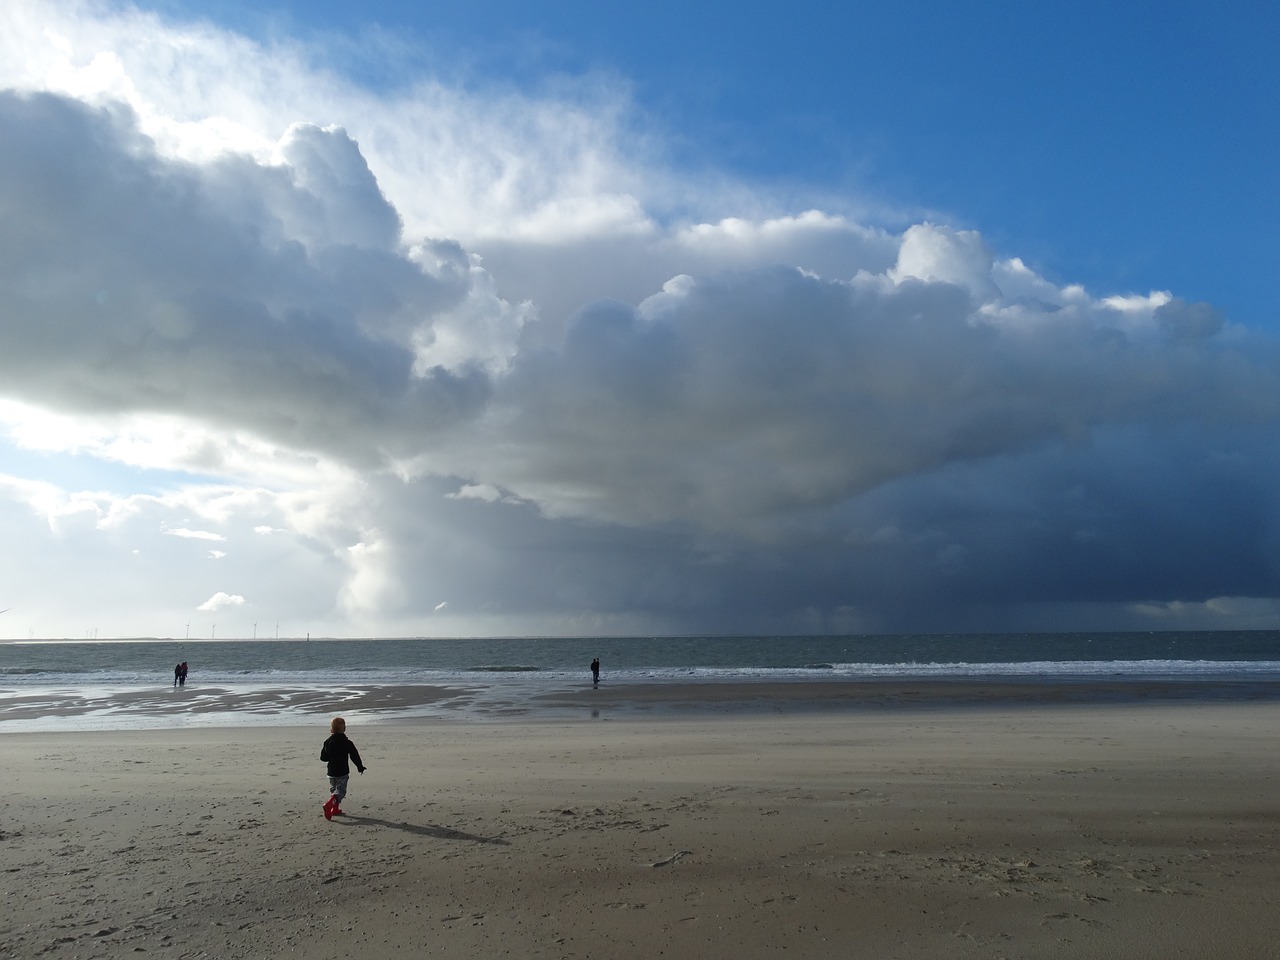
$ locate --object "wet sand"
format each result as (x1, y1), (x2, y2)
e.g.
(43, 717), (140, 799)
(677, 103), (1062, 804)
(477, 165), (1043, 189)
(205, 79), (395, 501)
(4, 698), (1280, 958)
(6, 676), (1280, 730)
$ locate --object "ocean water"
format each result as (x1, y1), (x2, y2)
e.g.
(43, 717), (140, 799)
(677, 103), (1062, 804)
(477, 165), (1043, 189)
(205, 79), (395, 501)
(4, 632), (1280, 730)
(4, 631), (1280, 686)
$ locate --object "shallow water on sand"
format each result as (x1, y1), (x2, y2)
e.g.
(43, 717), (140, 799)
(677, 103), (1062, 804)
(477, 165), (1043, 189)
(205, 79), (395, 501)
(4, 631), (1280, 730)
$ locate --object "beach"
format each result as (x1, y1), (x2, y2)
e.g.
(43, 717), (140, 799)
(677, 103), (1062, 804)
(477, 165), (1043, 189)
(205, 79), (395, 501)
(5, 690), (1280, 959)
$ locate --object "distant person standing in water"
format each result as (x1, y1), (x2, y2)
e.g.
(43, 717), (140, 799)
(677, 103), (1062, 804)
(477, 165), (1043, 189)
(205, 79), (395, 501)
(591, 658), (600, 686)
(174, 662), (182, 687)
(178, 661), (188, 687)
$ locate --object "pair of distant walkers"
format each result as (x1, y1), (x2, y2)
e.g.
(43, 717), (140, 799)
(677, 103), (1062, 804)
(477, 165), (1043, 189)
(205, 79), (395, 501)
(173, 661), (188, 687)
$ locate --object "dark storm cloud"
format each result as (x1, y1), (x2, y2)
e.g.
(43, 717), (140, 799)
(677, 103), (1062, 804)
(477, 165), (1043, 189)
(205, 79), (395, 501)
(394, 262), (1280, 630)
(5, 84), (1280, 633)
(348, 416), (1280, 635)
(439, 265), (1280, 533)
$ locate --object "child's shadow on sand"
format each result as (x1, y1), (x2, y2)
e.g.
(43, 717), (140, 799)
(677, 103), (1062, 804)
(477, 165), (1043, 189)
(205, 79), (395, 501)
(337, 814), (510, 845)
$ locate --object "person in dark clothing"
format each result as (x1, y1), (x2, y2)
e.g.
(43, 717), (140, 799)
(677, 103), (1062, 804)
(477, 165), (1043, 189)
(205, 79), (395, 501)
(174, 663), (182, 687)
(320, 716), (366, 820)
(591, 657), (600, 686)
(178, 662), (188, 687)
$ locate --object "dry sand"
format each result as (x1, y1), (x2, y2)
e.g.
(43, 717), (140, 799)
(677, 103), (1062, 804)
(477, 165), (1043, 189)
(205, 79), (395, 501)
(4, 700), (1280, 959)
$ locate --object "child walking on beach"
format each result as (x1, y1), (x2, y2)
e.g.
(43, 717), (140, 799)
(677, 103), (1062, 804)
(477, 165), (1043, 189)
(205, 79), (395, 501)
(320, 716), (367, 820)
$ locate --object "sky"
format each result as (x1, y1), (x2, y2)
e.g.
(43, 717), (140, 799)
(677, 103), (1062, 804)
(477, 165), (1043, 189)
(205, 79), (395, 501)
(1, 0), (1278, 639)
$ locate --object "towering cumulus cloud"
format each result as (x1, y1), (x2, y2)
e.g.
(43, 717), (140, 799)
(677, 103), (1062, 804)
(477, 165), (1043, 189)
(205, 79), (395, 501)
(1, 1), (1278, 637)
(0, 91), (498, 462)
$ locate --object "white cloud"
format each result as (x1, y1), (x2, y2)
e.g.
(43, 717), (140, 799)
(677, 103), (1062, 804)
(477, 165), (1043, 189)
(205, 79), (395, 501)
(1, 1), (1278, 637)
(0, 1), (661, 244)
(447, 483), (505, 503)
(166, 528), (225, 542)
(341, 537), (400, 615)
(197, 591), (245, 612)
(889, 222), (996, 296)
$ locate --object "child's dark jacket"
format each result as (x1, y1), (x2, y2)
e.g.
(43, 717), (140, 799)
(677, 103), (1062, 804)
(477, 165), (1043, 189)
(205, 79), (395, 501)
(321, 732), (365, 777)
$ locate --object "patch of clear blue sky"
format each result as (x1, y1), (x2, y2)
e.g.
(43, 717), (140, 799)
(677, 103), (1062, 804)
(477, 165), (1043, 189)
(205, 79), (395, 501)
(147, 0), (1276, 329)
(0, 442), (220, 496)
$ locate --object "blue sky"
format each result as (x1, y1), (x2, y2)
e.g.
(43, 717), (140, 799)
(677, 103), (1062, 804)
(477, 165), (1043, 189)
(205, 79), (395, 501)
(0, 0), (1277, 638)
(168, 0), (1277, 326)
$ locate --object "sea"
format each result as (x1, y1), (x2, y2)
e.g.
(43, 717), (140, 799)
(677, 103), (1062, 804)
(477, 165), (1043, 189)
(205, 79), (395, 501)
(3, 631), (1280, 731)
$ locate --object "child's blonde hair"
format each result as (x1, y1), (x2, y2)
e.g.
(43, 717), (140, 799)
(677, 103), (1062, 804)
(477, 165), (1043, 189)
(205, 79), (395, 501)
(330, 716), (346, 734)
